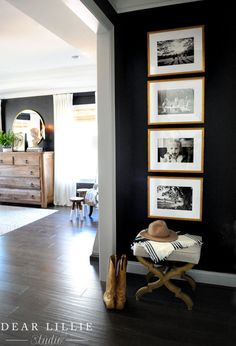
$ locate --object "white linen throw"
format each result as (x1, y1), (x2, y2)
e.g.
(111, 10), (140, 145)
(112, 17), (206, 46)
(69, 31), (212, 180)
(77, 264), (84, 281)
(132, 232), (202, 263)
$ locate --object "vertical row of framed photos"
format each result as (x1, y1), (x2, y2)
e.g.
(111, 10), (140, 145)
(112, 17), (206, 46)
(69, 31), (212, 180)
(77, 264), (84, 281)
(146, 25), (205, 221)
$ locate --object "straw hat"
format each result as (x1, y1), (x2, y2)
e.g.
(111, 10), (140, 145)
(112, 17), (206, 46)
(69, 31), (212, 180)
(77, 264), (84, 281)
(140, 220), (178, 242)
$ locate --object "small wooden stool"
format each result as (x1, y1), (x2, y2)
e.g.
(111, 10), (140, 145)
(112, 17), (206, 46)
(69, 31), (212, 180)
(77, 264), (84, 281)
(132, 237), (202, 310)
(76, 188), (89, 198)
(76, 188), (96, 217)
(69, 197), (84, 220)
(76, 188), (90, 217)
(135, 257), (195, 310)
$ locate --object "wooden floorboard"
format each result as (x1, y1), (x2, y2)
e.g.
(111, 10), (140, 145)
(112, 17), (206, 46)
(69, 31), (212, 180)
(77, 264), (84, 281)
(0, 206), (235, 346)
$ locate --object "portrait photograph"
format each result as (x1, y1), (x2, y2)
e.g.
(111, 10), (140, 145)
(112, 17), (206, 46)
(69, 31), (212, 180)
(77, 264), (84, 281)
(148, 176), (203, 221)
(148, 25), (205, 76)
(148, 77), (204, 124)
(148, 128), (204, 172)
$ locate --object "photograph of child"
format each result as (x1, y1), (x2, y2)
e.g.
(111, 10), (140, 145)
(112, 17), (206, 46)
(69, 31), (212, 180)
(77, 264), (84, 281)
(158, 138), (193, 163)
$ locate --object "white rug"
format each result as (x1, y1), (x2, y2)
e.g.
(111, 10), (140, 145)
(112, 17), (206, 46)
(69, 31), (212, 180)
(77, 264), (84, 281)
(0, 205), (57, 236)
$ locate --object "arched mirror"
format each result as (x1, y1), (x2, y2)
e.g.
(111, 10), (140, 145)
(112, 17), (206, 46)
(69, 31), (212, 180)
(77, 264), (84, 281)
(12, 109), (45, 149)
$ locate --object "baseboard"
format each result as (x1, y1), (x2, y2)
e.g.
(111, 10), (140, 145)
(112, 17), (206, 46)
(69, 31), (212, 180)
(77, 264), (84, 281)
(127, 261), (236, 288)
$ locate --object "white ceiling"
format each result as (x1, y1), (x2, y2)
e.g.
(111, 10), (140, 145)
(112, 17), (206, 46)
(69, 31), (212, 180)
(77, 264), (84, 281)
(0, 0), (202, 99)
(0, 0), (97, 99)
(108, 0), (202, 13)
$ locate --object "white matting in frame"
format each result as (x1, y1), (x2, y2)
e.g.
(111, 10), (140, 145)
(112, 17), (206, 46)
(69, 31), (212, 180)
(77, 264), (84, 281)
(148, 176), (203, 221)
(148, 128), (204, 173)
(148, 25), (205, 77)
(148, 77), (204, 124)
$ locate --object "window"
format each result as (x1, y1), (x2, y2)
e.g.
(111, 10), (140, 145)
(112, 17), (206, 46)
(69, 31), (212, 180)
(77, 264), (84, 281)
(70, 104), (97, 181)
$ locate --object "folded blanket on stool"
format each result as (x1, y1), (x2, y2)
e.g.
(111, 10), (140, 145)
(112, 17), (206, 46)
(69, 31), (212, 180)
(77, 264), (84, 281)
(85, 187), (99, 207)
(132, 232), (203, 263)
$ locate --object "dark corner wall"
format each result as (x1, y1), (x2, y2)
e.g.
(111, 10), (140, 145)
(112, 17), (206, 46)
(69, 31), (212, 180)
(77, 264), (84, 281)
(114, 1), (236, 274)
(1, 92), (96, 152)
(2, 96), (54, 151)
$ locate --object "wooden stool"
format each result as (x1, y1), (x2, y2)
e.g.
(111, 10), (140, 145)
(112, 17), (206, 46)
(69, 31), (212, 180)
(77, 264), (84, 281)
(132, 237), (202, 310)
(135, 257), (195, 310)
(76, 188), (95, 217)
(69, 197), (84, 220)
(76, 188), (89, 199)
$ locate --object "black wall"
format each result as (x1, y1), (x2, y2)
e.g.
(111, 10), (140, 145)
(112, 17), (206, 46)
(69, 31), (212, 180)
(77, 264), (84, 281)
(93, 0), (117, 24)
(115, 1), (236, 273)
(2, 92), (96, 152)
(2, 95), (54, 151)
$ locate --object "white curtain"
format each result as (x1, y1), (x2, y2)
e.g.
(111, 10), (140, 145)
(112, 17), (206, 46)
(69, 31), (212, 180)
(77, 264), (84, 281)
(53, 94), (75, 206)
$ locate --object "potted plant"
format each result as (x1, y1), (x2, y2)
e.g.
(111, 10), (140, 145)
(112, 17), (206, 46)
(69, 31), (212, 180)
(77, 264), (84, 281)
(0, 130), (16, 152)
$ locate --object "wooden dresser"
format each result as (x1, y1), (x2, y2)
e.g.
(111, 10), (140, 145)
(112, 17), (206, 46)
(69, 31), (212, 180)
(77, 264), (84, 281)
(0, 152), (54, 208)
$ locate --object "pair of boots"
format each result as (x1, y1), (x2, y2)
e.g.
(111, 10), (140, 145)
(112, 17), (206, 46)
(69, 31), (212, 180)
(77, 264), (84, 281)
(103, 254), (127, 310)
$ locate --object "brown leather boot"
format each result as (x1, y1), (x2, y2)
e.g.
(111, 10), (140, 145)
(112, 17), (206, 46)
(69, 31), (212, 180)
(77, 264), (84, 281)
(103, 255), (117, 309)
(116, 254), (127, 310)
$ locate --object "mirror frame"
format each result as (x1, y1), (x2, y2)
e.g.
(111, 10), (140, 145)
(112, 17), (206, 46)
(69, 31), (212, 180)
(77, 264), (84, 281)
(12, 109), (45, 149)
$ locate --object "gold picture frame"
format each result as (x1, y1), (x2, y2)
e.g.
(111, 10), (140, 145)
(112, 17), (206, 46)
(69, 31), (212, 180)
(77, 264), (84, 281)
(148, 128), (204, 173)
(148, 77), (205, 125)
(148, 176), (203, 221)
(148, 25), (205, 77)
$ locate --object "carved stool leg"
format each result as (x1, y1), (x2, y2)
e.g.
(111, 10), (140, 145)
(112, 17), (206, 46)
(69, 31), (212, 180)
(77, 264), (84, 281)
(135, 257), (195, 310)
(163, 262), (194, 310)
(164, 277), (193, 310)
(146, 265), (167, 282)
(146, 272), (155, 282)
(136, 258), (165, 300)
(181, 272), (196, 291)
(136, 275), (165, 300)
(172, 263), (196, 291)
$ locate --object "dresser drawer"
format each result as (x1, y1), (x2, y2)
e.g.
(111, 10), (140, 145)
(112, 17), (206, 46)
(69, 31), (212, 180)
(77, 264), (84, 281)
(0, 165), (40, 177)
(0, 188), (41, 203)
(0, 153), (13, 165)
(14, 154), (40, 166)
(0, 177), (40, 190)
(0, 151), (53, 208)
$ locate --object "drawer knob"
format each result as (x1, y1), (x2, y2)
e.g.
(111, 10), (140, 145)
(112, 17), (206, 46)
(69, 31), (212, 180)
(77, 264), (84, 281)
(31, 195), (35, 199)
(31, 183), (34, 187)
(0, 159), (3, 163)
(25, 159), (29, 164)
(30, 171), (34, 175)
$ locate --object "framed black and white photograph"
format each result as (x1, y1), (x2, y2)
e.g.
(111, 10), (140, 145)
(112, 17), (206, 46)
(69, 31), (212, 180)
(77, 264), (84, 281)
(13, 132), (25, 152)
(148, 25), (205, 77)
(148, 77), (204, 124)
(148, 128), (204, 173)
(148, 176), (203, 221)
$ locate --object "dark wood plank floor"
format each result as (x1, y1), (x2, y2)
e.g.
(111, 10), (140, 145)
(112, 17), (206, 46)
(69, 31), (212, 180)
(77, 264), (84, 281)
(0, 206), (235, 346)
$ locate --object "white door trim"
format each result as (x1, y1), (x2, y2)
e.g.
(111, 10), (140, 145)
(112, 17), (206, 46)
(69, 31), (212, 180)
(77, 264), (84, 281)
(82, 0), (116, 281)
